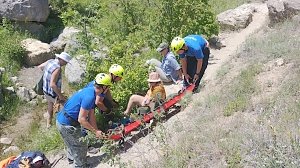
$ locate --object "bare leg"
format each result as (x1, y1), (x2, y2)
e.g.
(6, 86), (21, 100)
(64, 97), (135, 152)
(124, 95), (145, 115)
(47, 101), (54, 128)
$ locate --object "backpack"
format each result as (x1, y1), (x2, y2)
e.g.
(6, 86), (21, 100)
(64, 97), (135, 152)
(7, 151), (50, 168)
(33, 75), (44, 95)
(0, 156), (16, 168)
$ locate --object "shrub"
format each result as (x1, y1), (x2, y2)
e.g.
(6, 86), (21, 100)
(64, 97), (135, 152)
(0, 19), (26, 122)
(157, 0), (219, 42)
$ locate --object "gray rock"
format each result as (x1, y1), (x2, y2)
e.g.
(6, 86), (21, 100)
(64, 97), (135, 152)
(21, 38), (54, 66)
(65, 56), (86, 84)
(16, 87), (31, 102)
(50, 27), (81, 53)
(209, 35), (226, 49)
(15, 82), (24, 87)
(267, 0), (300, 25)
(217, 4), (255, 31)
(29, 89), (37, 99)
(0, 0), (50, 22)
(267, 0), (286, 25)
(42, 98), (47, 104)
(28, 99), (38, 106)
(3, 146), (20, 154)
(0, 137), (13, 145)
(17, 66), (42, 89)
(284, 0), (300, 17)
(10, 76), (18, 84)
(0, 67), (5, 73)
(5, 87), (15, 93)
(275, 58), (285, 66)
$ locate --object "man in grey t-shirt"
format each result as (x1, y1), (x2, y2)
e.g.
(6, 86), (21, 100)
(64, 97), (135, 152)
(147, 42), (183, 84)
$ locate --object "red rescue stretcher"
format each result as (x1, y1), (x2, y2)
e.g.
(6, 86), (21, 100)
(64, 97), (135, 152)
(108, 84), (195, 140)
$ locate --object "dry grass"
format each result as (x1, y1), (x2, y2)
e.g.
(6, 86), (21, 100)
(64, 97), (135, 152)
(143, 17), (300, 168)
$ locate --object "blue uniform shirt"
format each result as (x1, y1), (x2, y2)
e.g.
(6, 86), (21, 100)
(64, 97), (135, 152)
(57, 87), (96, 125)
(85, 80), (106, 97)
(85, 80), (95, 88)
(179, 35), (207, 59)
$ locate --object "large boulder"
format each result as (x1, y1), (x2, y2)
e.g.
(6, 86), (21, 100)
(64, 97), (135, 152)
(21, 38), (54, 66)
(267, 0), (300, 25)
(50, 27), (81, 54)
(65, 55), (86, 84)
(14, 21), (46, 38)
(0, 0), (50, 22)
(217, 4), (256, 31)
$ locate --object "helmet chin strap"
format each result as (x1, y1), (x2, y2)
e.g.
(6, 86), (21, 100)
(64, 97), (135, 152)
(111, 73), (117, 83)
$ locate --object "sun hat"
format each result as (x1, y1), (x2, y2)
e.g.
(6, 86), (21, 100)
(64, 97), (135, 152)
(156, 42), (169, 52)
(55, 52), (72, 63)
(147, 72), (161, 82)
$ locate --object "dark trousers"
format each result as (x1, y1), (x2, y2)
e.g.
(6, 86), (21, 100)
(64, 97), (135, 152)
(183, 47), (210, 90)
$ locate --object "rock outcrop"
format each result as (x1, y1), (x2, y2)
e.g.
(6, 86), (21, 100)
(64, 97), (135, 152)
(267, 0), (300, 25)
(65, 55), (86, 84)
(21, 38), (54, 66)
(0, 0), (50, 22)
(217, 4), (256, 31)
(50, 27), (81, 54)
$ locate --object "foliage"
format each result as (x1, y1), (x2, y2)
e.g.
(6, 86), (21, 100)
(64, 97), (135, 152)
(158, 0), (219, 42)
(0, 19), (26, 74)
(0, 19), (27, 122)
(16, 122), (64, 152)
(38, 10), (65, 43)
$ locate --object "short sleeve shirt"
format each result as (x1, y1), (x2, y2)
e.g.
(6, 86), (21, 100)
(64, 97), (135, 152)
(57, 87), (96, 125)
(146, 84), (166, 101)
(84, 80), (95, 88)
(179, 35), (207, 59)
(161, 51), (181, 82)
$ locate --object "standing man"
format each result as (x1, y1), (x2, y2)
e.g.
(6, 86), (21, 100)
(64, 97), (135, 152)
(171, 35), (210, 92)
(56, 73), (112, 168)
(38, 52), (72, 128)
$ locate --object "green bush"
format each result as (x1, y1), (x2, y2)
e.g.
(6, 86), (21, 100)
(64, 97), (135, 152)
(0, 20), (26, 74)
(158, 0), (219, 42)
(0, 19), (26, 122)
(47, 0), (219, 131)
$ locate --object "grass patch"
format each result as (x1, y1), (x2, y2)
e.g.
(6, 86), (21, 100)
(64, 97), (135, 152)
(0, 20), (27, 123)
(223, 64), (261, 116)
(16, 119), (64, 153)
(216, 64), (231, 79)
(209, 0), (253, 14)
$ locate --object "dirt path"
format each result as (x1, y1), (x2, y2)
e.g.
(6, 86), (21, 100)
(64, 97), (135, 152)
(47, 2), (269, 168)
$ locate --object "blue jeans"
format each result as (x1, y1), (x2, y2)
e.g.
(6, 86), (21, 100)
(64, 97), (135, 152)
(56, 121), (88, 168)
(183, 47), (210, 90)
